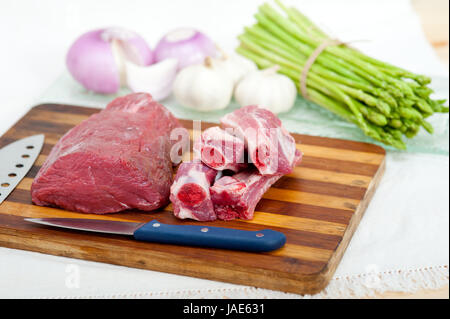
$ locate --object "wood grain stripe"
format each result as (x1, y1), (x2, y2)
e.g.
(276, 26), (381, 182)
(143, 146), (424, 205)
(31, 104), (98, 116)
(292, 134), (386, 154)
(24, 158), (367, 200)
(245, 212), (347, 236)
(163, 205), (346, 236)
(300, 156), (379, 176)
(17, 178), (33, 190)
(0, 201), (136, 223)
(263, 188), (359, 211)
(34, 154), (373, 188)
(18, 176), (358, 212)
(270, 244), (333, 262)
(254, 199), (353, 225)
(272, 177), (366, 200)
(14, 120), (74, 135)
(288, 167), (372, 188)
(7, 187), (353, 227)
(35, 154), (47, 167)
(299, 144), (384, 165)
(28, 110), (89, 126)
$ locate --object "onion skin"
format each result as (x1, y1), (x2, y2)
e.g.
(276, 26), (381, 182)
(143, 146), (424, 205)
(154, 28), (217, 70)
(67, 29), (120, 94)
(66, 27), (153, 94)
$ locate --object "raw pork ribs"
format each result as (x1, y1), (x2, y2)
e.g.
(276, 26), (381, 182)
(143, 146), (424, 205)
(170, 161), (218, 221)
(221, 105), (300, 175)
(193, 127), (246, 172)
(210, 169), (283, 221)
(211, 151), (302, 221)
(31, 93), (184, 214)
(171, 105), (302, 221)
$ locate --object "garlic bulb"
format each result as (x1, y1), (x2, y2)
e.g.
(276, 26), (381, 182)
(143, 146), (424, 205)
(234, 65), (297, 114)
(215, 53), (257, 86)
(173, 57), (234, 112)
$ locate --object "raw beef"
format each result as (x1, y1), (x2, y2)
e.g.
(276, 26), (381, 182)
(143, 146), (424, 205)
(210, 152), (302, 221)
(221, 105), (299, 175)
(210, 169), (281, 221)
(31, 93), (184, 214)
(170, 161), (218, 221)
(193, 127), (247, 172)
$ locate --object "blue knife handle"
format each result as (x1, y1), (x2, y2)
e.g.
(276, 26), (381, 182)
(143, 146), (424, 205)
(133, 220), (286, 252)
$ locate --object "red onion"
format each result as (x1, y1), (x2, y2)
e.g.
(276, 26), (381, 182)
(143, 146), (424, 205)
(154, 28), (217, 70)
(66, 27), (153, 94)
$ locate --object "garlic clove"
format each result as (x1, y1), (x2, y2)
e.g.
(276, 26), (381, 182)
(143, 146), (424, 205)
(125, 58), (178, 101)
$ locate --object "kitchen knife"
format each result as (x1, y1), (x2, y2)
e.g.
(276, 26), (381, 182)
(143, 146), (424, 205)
(24, 218), (286, 252)
(0, 135), (45, 205)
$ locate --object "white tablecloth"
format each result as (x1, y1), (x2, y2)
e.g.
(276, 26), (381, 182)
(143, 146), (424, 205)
(0, 0), (448, 298)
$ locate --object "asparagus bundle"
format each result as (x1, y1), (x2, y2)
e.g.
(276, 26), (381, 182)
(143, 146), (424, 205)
(236, 1), (448, 149)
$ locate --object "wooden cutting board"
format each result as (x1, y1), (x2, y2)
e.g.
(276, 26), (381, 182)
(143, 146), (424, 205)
(0, 103), (386, 295)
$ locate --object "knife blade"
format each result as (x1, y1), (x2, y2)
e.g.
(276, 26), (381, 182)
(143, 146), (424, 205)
(24, 218), (286, 252)
(0, 134), (45, 204)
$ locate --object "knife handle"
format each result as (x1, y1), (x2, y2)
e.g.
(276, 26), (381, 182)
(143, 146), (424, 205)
(133, 220), (286, 252)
